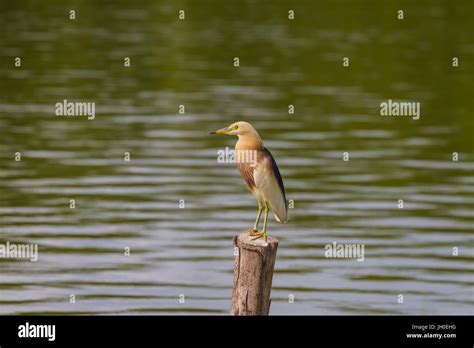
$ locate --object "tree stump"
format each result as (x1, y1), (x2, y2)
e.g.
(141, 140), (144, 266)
(231, 233), (279, 315)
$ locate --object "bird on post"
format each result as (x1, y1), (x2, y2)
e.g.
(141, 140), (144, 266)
(209, 121), (288, 240)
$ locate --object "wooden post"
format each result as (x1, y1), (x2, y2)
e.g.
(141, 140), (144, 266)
(231, 233), (279, 315)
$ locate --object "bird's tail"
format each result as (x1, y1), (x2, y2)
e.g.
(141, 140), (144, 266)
(273, 204), (288, 224)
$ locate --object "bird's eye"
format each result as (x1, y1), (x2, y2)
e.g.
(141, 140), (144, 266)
(233, 124), (239, 130)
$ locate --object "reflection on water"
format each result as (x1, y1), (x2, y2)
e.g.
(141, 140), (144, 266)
(0, 0), (473, 315)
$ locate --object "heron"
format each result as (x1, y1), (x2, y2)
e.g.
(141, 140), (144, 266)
(209, 121), (288, 240)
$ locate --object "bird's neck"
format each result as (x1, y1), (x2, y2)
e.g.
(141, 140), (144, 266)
(235, 134), (263, 151)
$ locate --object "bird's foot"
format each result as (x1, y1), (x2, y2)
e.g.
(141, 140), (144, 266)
(245, 228), (258, 235)
(250, 231), (267, 241)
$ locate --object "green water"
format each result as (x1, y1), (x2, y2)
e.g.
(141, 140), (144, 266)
(0, 0), (473, 314)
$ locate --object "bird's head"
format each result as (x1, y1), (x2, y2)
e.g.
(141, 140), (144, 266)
(209, 121), (258, 137)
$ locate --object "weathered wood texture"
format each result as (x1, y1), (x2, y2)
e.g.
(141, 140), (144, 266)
(231, 233), (279, 315)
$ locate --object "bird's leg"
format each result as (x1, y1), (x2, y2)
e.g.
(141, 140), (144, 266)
(251, 202), (269, 241)
(246, 203), (262, 235)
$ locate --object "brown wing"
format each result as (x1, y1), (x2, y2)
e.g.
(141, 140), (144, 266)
(256, 147), (288, 222)
(262, 147), (286, 203)
(237, 161), (256, 192)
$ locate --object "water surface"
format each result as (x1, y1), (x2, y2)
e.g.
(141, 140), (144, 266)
(0, 0), (473, 315)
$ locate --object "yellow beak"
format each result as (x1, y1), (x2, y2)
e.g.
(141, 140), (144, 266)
(209, 126), (231, 135)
